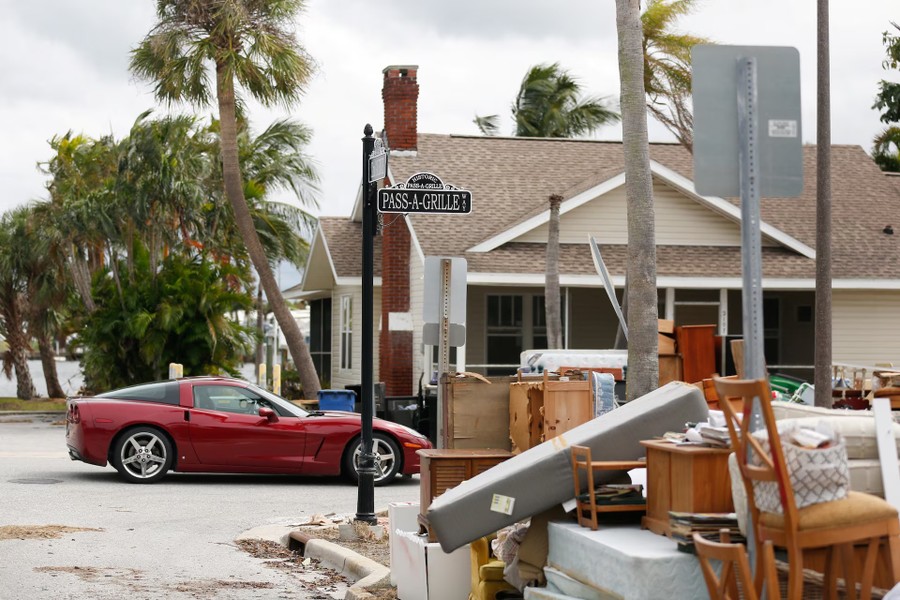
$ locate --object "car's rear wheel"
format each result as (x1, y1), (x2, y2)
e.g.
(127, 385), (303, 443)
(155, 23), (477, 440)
(344, 433), (402, 486)
(111, 426), (173, 484)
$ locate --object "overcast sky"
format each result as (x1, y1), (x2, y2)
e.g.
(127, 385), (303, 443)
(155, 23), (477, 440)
(1, 0), (897, 221)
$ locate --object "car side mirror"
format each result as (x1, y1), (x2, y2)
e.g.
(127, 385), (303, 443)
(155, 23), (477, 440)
(258, 407), (278, 423)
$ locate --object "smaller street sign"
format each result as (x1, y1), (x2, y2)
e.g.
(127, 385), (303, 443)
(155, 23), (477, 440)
(368, 139), (387, 183)
(378, 172), (472, 215)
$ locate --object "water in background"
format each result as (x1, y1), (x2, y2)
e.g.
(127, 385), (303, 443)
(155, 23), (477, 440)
(0, 360), (259, 398)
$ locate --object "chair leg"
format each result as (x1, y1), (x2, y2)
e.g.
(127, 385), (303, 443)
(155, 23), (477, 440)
(787, 544), (805, 600)
(858, 538), (880, 600)
(823, 546), (838, 600)
(838, 543), (857, 600)
(887, 533), (900, 583)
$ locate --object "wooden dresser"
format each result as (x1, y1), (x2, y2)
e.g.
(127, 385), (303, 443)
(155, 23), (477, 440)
(417, 449), (513, 514)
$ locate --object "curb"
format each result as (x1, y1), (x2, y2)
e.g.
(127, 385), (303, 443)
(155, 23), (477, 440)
(289, 530), (392, 600)
(0, 411), (67, 416)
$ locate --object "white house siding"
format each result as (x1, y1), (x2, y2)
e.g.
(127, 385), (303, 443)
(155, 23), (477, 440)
(410, 245), (425, 391)
(330, 284), (381, 390)
(515, 178), (772, 247)
(833, 290), (900, 368)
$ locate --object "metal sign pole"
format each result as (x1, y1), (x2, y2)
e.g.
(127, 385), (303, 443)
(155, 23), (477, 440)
(356, 124), (377, 525)
(738, 57), (766, 382)
(737, 55), (765, 576)
(436, 258), (452, 449)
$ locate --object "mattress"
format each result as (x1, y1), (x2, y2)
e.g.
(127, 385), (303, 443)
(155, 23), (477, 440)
(425, 381), (708, 552)
(544, 522), (707, 599)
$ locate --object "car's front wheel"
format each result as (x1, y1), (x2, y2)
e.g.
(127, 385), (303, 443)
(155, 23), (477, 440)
(111, 426), (173, 484)
(344, 433), (402, 486)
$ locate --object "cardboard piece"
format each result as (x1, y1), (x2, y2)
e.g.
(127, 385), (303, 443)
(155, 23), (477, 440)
(509, 382), (544, 454)
(444, 375), (512, 450)
(393, 530), (471, 600)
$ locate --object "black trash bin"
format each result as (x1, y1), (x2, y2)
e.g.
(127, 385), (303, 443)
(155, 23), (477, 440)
(415, 385), (438, 444)
(384, 396), (419, 428)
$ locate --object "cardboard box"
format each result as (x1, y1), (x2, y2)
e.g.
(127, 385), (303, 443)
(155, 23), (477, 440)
(658, 319), (675, 334)
(659, 354), (683, 386)
(388, 502), (421, 586)
(658, 333), (676, 355)
(443, 375), (512, 450)
(393, 529), (471, 600)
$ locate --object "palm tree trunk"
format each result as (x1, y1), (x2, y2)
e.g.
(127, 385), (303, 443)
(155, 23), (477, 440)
(68, 245), (96, 313)
(256, 286), (265, 369)
(616, 0), (659, 401)
(545, 194), (563, 349)
(215, 64), (320, 400)
(3, 296), (36, 400)
(37, 334), (65, 398)
(814, 0), (833, 407)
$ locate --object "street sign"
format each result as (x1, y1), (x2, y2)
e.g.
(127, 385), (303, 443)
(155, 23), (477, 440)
(377, 172), (472, 214)
(423, 256), (467, 347)
(692, 45), (803, 198)
(368, 138), (387, 183)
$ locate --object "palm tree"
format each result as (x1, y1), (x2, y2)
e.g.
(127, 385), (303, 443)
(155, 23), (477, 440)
(0, 208), (37, 399)
(130, 0), (321, 398)
(474, 63), (620, 137)
(18, 205), (68, 398)
(641, 0), (708, 152)
(545, 194), (563, 350)
(873, 127), (900, 172)
(616, 0), (659, 401)
(872, 23), (899, 172)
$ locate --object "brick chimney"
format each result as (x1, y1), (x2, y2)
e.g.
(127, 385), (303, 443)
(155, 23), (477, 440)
(379, 65), (417, 396)
(382, 65), (418, 152)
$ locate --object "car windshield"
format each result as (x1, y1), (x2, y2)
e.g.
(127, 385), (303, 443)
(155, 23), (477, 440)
(242, 383), (309, 418)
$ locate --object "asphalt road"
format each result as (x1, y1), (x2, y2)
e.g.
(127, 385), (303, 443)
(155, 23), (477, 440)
(0, 414), (420, 599)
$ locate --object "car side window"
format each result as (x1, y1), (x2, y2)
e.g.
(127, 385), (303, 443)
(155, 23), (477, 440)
(193, 385), (260, 415)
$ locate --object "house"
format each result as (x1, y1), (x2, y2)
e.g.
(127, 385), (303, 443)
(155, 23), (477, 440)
(293, 65), (900, 396)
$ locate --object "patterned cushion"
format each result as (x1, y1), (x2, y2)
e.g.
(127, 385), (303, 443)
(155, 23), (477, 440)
(759, 490), (898, 530)
(752, 422), (850, 512)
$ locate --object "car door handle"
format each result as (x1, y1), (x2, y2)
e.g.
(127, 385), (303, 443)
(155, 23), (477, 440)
(184, 410), (190, 422)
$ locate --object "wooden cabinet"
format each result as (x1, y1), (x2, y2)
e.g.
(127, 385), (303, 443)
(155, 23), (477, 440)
(417, 449), (513, 513)
(640, 439), (734, 537)
(509, 373), (593, 453)
(675, 324), (717, 384)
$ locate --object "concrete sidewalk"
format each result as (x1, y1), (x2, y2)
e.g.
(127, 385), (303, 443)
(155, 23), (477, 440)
(238, 521), (392, 600)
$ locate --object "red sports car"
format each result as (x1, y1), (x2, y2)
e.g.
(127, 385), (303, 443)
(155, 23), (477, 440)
(65, 376), (432, 485)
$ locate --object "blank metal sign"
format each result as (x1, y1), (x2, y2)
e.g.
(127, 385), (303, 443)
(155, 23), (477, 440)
(692, 45), (803, 198)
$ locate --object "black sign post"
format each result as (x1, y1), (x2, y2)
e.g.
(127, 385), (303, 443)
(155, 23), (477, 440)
(355, 125), (377, 525)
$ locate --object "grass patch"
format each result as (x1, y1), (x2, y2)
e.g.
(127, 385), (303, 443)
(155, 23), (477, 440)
(0, 398), (67, 412)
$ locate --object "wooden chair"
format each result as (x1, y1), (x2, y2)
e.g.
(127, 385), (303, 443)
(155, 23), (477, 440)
(713, 377), (900, 600)
(694, 529), (781, 600)
(570, 445), (646, 530)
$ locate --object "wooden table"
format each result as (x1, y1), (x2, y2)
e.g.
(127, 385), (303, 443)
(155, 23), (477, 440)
(640, 439), (734, 537)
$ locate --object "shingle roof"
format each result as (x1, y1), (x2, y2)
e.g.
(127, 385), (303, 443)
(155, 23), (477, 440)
(318, 217), (381, 278)
(320, 134), (900, 281)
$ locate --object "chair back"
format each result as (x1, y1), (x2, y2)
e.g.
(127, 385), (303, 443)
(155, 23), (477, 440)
(694, 530), (781, 600)
(713, 377), (800, 536)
